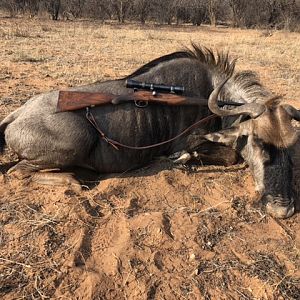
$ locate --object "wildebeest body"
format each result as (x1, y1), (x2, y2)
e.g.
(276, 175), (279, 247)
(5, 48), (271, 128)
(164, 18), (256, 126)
(1, 45), (298, 219)
(2, 57), (219, 173)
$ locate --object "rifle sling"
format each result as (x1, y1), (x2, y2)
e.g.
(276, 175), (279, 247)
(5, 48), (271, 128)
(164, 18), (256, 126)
(85, 107), (218, 151)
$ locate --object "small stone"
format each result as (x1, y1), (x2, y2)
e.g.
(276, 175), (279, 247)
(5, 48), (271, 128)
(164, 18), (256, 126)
(194, 268), (200, 275)
(189, 253), (196, 261)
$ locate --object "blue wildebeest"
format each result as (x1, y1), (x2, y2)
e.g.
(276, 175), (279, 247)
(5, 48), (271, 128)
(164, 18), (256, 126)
(0, 45), (299, 218)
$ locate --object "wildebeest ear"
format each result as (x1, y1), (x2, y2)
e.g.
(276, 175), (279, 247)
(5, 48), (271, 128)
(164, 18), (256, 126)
(204, 121), (252, 146)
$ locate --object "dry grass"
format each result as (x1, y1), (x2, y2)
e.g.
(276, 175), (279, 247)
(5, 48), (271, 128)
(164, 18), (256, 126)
(0, 18), (299, 113)
(0, 17), (299, 300)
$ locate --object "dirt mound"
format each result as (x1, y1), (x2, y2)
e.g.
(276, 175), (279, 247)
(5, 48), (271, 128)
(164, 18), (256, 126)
(1, 158), (299, 299)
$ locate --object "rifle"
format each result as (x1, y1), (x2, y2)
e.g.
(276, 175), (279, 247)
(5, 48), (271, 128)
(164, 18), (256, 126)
(57, 90), (209, 112)
(57, 79), (242, 112)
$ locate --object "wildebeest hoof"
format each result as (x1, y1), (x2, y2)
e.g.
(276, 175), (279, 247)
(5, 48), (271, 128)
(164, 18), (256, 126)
(7, 168), (32, 179)
(169, 150), (196, 164)
(8, 160), (41, 178)
(173, 152), (192, 164)
(265, 200), (295, 219)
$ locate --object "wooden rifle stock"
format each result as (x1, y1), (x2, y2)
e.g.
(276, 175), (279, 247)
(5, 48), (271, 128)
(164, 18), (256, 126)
(57, 91), (116, 112)
(57, 90), (210, 112)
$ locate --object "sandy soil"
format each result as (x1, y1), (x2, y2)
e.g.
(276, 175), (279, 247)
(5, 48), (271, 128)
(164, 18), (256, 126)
(0, 17), (299, 299)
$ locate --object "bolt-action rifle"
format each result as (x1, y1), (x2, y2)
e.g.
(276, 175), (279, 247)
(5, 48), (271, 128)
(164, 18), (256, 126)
(57, 79), (241, 112)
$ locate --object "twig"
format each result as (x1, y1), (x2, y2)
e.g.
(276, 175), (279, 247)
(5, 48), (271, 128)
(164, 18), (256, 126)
(0, 257), (32, 269)
(34, 275), (49, 299)
(272, 218), (295, 240)
(190, 200), (231, 216)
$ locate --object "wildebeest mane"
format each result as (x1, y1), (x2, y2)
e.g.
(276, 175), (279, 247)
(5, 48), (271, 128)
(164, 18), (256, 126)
(126, 43), (237, 79)
(183, 43), (236, 77)
(124, 51), (191, 79)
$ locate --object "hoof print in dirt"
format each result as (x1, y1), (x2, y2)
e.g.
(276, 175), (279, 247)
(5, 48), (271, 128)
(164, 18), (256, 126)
(126, 198), (140, 218)
(79, 197), (103, 218)
(153, 251), (164, 271)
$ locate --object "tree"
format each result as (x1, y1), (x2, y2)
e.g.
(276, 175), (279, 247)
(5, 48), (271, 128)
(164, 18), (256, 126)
(207, 0), (217, 26)
(174, 0), (207, 25)
(84, 0), (113, 19)
(190, 0), (207, 25)
(227, 0), (299, 28)
(151, 0), (184, 25)
(108, 0), (132, 23)
(266, 0), (299, 29)
(48, 0), (61, 20)
(133, 0), (153, 24)
(228, 0), (249, 27)
(0, 0), (21, 17)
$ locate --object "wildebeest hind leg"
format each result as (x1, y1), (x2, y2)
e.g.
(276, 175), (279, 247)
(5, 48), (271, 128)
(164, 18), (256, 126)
(31, 172), (82, 192)
(7, 160), (82, 191)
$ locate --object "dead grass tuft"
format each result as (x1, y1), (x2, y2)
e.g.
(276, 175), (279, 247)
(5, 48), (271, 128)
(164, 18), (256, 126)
(13, 52), (47, 63)
(40, 24), (52, 32)
(13, 26), (31, 38)
(195, 253), (300, 300)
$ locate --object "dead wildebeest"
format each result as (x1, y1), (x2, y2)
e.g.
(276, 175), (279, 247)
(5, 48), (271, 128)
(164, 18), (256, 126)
(0, 44), (299, 219)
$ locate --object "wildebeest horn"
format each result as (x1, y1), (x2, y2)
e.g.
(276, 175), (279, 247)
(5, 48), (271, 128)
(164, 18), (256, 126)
(208, 77), (266, 118)
(283, 104), (300, 121)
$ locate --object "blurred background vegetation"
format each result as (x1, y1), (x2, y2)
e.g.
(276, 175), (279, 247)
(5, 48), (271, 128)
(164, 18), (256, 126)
(0, 0), (299, 31)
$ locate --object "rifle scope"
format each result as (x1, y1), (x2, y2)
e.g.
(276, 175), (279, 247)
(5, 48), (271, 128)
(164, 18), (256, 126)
(126, 79), (184, 94)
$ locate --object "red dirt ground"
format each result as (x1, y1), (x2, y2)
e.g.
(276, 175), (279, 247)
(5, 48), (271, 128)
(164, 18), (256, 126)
(0, 18), (299, 299)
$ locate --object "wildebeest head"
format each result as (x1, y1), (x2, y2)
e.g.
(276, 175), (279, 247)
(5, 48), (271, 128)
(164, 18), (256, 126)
(205, 78), (299, 219)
